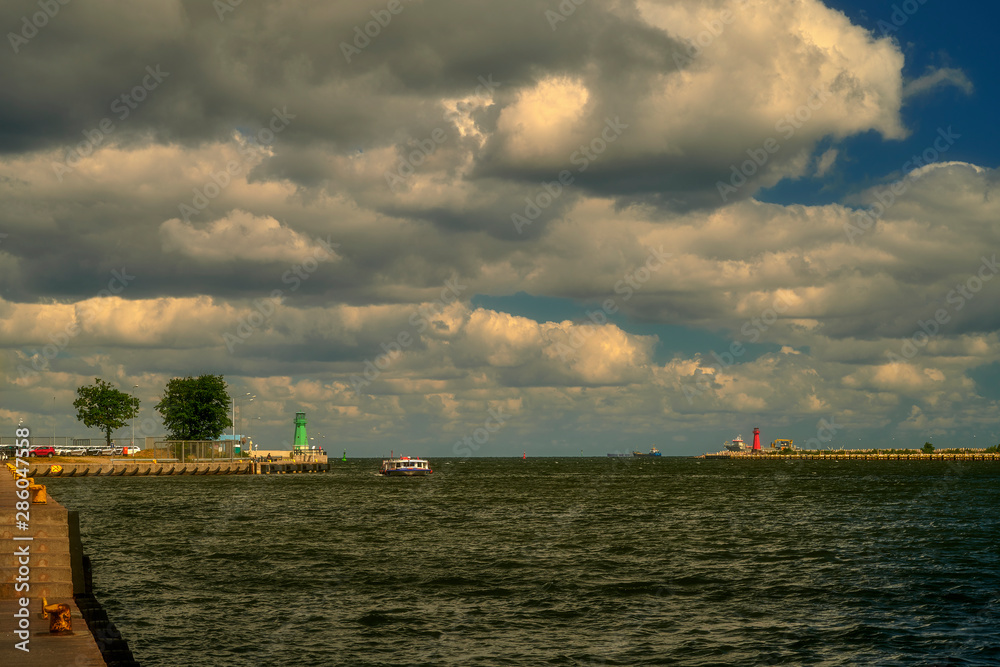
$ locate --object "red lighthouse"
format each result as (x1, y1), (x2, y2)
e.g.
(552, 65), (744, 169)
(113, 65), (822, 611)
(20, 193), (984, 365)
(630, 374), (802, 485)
(752, 427), (761, 451)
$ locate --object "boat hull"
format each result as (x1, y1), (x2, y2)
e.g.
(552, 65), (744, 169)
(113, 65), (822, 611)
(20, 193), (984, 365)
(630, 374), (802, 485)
(379, 469), (432, 476)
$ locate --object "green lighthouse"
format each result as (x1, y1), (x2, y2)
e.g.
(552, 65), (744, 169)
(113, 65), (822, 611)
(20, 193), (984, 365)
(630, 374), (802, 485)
(293, 411), (308, 451)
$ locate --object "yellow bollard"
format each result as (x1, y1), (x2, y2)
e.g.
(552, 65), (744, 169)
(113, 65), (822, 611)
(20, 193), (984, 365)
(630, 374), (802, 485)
(42, 602), (72, 634)
(29, 483), (47, 504)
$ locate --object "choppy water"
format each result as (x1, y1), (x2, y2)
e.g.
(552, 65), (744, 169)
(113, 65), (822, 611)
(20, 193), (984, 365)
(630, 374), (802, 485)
(45, 458), (1000, 666)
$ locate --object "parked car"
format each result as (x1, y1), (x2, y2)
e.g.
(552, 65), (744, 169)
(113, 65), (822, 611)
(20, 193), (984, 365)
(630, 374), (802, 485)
(121, 445), (142, 456)
(29, 446), (56, 458)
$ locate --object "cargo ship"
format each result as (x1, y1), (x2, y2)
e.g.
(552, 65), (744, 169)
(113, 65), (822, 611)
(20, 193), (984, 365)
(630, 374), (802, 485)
(632, 447), (661, 457)
(725, 435), (749, 452)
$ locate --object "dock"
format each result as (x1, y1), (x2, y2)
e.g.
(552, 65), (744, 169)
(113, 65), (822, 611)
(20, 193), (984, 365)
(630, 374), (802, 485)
(1, 464), (137, 665)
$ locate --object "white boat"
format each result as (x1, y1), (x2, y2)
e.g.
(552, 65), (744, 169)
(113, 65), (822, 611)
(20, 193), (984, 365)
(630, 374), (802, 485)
(378, 456), (433, 476)
(724, 435), (749, 452)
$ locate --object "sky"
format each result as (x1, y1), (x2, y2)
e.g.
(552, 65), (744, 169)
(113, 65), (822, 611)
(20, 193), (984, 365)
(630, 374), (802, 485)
(1, 0), (998, 456)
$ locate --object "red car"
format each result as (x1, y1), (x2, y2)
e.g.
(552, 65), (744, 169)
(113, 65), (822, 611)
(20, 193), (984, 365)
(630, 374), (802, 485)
(29, 447), (56, 458)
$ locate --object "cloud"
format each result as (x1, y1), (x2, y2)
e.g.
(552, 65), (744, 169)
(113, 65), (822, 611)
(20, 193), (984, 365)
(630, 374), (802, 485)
(903, 67), (974, 100)
(160, 210), (340, 263)
(1, 0), (996, 453)
(814, 148), (838, 177)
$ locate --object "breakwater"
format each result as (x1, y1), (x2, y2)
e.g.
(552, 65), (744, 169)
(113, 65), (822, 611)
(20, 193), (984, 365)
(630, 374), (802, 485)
(701, 450), (1000, 460)
(23, 454), (330, 478)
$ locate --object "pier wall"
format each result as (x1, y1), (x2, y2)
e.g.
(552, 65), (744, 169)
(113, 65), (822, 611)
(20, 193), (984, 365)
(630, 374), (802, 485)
(1, 467), (137, 665)
(701, 451), (1000, 461)
(24, 452), (331, 477)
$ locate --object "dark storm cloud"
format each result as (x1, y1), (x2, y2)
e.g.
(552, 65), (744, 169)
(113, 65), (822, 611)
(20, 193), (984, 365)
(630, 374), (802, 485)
(0, 0), (674, 152)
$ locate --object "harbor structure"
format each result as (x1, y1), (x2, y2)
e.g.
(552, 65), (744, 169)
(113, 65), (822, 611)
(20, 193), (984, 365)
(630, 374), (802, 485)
(293, 411), (308, 451)
(1, 464), (137, 664)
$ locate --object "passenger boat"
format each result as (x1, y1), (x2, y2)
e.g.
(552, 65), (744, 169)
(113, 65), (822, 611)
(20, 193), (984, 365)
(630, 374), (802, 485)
(378, 456), (433, 476)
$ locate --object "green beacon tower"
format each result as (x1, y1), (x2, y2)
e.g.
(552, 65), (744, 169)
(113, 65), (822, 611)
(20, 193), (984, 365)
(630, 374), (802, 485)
(293, 411), (308, 451)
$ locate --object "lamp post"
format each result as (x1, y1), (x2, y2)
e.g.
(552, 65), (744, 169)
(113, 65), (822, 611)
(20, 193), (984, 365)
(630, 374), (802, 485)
(247, 395), (255, 452)
(246, 394), (255, 435)
(131, 385), (138, 450)
(242, 392), (251, 457)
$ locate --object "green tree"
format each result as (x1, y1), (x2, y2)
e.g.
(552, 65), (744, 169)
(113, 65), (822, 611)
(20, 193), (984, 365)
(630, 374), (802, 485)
(155, 375), (232, 440)
(922, 442), (935, 454)
(73, 378), (140, 448)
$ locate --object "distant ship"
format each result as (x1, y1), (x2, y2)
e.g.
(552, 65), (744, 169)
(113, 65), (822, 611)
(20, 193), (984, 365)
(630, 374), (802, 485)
(632, 447), (661, 457)
(725, 435), (749, 452)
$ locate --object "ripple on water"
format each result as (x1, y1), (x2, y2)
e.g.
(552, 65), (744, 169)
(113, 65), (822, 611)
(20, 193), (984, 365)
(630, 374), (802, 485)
(42, 459), (1000, 666)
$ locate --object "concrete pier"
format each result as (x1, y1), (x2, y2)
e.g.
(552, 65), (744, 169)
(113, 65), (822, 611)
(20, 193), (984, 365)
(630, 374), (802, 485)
(1, 467), (137, 665)
(255, 459), (329, 474)
(27, 459), (254, 478)
(253, 450), (330, 474)
(700, 451), (1000, 460)
(22, 451), (331, 477)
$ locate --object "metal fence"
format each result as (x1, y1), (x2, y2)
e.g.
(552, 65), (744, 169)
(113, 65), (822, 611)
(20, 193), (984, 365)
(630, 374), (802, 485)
(1, 436), (248, 460)
(150, 440), (244, 462)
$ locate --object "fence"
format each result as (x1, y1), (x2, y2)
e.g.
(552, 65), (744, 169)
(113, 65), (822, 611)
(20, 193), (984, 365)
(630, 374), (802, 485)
(151, 440), (244, 462)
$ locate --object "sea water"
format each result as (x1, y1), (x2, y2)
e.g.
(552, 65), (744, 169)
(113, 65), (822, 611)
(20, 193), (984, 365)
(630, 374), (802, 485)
(45, 458), (1000, 665)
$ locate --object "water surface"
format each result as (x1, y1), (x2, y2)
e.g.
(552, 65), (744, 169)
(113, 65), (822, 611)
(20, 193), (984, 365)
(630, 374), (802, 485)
(46, 458), (1000, 665)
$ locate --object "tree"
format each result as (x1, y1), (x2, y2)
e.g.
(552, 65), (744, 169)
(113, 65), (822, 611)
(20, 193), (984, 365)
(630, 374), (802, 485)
(155, 375), (232, 440)
(73, 378), (140, 448)
(922, 442), (935, 454)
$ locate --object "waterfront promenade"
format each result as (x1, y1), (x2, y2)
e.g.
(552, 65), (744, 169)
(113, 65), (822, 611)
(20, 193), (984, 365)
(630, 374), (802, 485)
(0, 468), (119, 665)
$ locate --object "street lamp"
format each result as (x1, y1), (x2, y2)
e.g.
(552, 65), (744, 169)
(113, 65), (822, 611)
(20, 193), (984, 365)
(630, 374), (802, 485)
(244, 392), (251, 434)
(131, 385), (139, 449)
(241, 392), (251, 456)
(247, 395), (255, 450)
(247, 394), (255, 434)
